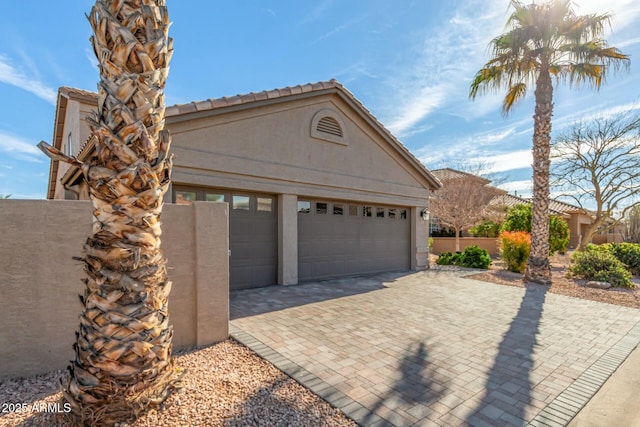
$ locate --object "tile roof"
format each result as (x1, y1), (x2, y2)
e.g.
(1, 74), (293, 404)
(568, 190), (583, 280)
(51, 79), (442, 194)
(165, 80), (341, 116)
(431, 168), (492, 184)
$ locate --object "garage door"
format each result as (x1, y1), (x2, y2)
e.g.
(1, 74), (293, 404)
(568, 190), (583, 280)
(228, 193), (277, 289)
(298, 200), (410, 281)
(174, 188), (277, 290)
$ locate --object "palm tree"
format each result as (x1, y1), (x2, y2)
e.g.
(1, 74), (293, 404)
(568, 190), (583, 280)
(38, 0), (176, 424)
(469, 0), (629, 284)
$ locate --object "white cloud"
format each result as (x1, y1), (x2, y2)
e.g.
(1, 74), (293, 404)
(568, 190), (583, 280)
(378, 0), (507, 136)
(0, 54), (56, 105)
(387, 85), (449, 136)
(497, 180), (532, 196)
(0, 131), (44, 163)
(474, 149), (532, 173)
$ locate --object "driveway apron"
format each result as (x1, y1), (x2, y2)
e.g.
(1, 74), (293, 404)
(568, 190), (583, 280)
(230, 270), (640, 427)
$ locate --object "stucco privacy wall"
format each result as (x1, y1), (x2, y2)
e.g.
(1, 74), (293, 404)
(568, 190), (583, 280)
(0, 200), (229, 379)
(431, 237), (501, 257)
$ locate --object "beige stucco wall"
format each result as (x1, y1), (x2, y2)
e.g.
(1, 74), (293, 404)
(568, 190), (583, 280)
(431, 237), (501, 257)
(53, 97), (95, 200)
(0, 200), (229, 379)
(167, 94), (432, 208)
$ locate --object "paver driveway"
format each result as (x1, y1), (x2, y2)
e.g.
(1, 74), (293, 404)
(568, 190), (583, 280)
(230, 269), (640, 426)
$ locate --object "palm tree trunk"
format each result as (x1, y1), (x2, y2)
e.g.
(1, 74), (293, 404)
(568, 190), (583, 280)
(524, 67), (552, 285)
(59, 1), (178, 425)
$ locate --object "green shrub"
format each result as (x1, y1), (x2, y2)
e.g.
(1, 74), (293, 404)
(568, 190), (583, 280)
(502, 204), (532, 233)
(606, 243), (640, 275)
(549, 215), (570, 255)
(457, 245), (492, 269)
(502, 204), (570, 255)
(437, 246), (491, 269)
(428, 237), (434, 248)
(469, 221), (502, 237)
(569, 249), (634, 288)
(436, 251), (460, 265)
(500, 231), (531, 273)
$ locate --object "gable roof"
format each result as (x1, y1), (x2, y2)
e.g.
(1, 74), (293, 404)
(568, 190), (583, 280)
(49, 80), (441, 197)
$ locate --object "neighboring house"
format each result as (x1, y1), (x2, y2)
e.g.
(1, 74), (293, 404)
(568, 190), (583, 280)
(492, 193), (596, 249)
(46, 80), (441, 289)
(428, 168), (609, 249)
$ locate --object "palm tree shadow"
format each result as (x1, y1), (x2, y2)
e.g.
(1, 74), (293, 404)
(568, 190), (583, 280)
(466, 283), (548, 426)
(363, 341), (449, 425)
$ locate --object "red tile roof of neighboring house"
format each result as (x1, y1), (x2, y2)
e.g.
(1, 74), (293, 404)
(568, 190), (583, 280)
(430, 168), (492, 185)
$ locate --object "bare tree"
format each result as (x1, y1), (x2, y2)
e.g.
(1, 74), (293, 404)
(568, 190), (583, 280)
(552, 108), (640, 249)
(430, 168), (504, 252)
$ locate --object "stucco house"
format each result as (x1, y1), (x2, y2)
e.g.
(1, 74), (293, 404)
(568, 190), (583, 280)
(428, 168), (617, 251)
(46, 80), (441, 290)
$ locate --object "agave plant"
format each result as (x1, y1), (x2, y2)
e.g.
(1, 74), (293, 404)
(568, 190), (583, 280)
(38, 0), (177, 424)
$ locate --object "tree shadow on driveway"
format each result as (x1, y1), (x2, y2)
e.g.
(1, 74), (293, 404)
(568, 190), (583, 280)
(362, 341), (449, 426)
(465, 283), (548, 426)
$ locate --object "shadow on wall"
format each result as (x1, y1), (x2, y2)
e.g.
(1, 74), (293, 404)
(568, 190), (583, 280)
(466, 283), (548, 426)
(230, 271), (415, 320)
(362, 341), (449, 425)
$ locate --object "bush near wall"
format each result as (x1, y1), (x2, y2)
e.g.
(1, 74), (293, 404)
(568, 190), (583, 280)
(436, 245), (491, 269)
(499, 231), (531, 273)
(569, 247), (633, 288)
(605, 242), (640, 275)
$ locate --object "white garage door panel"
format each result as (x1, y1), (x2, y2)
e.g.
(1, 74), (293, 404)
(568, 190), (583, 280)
(299, 200), (410, 281)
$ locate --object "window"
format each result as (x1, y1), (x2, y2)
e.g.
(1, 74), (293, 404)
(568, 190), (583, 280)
(257, 197), (273, 212)
(175, 191), (196, 205)
(316, 202), (328, 214)
(233, 195), (250, 210)
(310, 109), (347, 145)
(388, 208), (397, 219)
(333, 204), (344, 215)
(205, 194), (224, 202)
(363, 206), (372, 217)
(376, 208), (385, 218)
(349, 205), (358, 216)
(298, 201), (311, 213)
(67, 133), (73, 155)
(400, 209), (408, 219)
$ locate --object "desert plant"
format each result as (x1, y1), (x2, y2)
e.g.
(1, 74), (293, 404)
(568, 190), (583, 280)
(500, 231), (531, 273)
(436, 251), (460, 266)
(503, 204), (569, 255)
(469, 220), (502, 238)
(604, 243), (640, 275)
(436, 246), (491, 269)
(549, 215), (570, 255)
(37, 1), (177, 424)
(457, 245), (492, 269)
(569, 249), (633, 288)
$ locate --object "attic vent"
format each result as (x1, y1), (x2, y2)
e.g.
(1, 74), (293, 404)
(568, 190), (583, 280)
(311, 109), (348, 146)
(316, 116), (343, 137)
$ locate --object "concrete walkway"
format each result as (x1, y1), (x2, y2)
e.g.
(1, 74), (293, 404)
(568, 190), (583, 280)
(230, 270), (640, 426)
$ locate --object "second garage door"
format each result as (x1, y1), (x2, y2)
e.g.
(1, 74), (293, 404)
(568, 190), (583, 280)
(298, 200), (410, 281)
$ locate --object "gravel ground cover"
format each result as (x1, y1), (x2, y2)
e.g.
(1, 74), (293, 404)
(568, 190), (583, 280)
(465, 253), (640, 309)
(0, 340), (357, 427)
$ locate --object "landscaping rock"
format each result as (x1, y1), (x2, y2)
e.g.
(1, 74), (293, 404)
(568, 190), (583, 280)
(586, 281), (612, 289)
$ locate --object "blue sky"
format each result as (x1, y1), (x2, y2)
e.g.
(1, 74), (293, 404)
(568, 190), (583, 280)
(1, 1), (639, 200)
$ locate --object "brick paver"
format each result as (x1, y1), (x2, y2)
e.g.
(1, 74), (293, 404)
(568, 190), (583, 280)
(230, 270), (640, 426)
